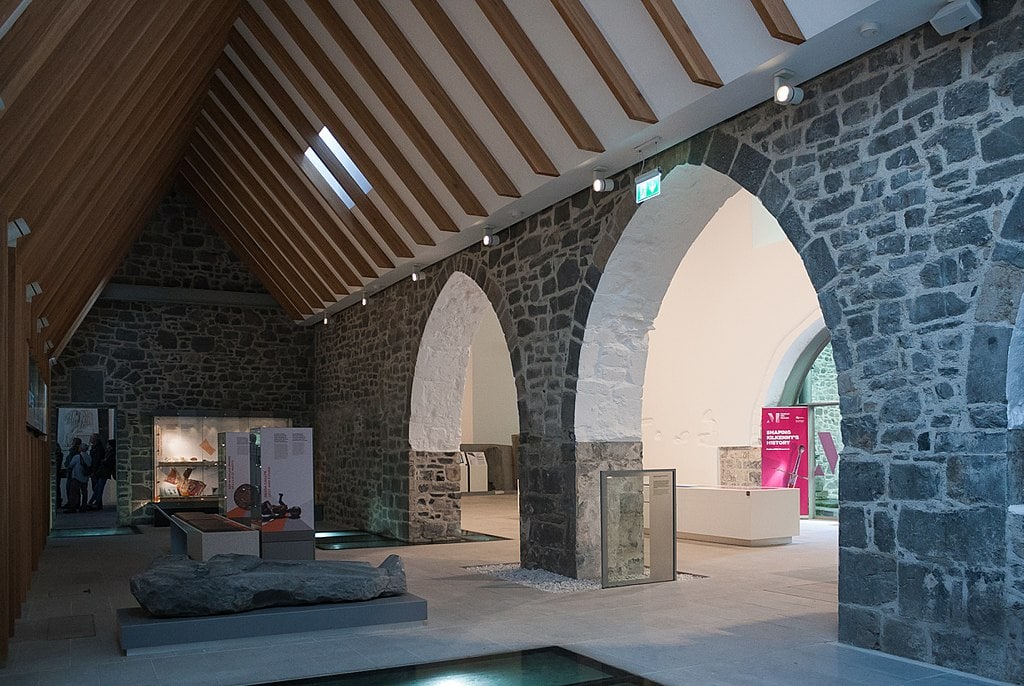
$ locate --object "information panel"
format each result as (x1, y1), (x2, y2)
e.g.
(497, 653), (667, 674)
(761, 407), (809, 515)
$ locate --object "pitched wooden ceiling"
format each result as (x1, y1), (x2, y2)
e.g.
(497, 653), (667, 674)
(1, 0), (948, 353)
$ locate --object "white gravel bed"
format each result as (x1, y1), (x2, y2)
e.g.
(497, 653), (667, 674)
(464, 563), (602, 593)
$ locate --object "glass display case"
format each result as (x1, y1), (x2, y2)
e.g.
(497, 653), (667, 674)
(153, 415), (291, 507)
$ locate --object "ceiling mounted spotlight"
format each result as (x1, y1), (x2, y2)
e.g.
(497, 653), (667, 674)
(361, 292), (368, 306)
(411, 268), (423, 282)
(25, 281), (41, 302)
(773, 70), (804, 105)
(482, 227), (500, 247)
(592, 167), (615, 192)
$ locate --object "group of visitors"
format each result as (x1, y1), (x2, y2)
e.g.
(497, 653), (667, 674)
(54, 433), (115, 513)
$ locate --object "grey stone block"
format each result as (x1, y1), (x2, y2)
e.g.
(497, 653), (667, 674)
(967, 326), (1011, 403)
(890, 462), (940, 500)
(840, 548), (897, 605)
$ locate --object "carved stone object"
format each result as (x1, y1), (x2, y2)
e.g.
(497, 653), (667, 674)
(130, 553), (407, 617)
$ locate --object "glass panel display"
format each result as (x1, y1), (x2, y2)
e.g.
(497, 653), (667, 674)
(601, 469), (676, 588)
(153, 415), (291, 505)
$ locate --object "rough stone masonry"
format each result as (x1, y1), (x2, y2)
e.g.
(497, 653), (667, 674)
(314, 1), (1024, 680)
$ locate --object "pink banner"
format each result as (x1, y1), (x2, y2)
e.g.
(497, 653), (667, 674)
(761, 407), (809, 515)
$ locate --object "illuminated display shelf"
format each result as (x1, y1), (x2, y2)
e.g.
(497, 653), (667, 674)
(152, 415), (291, 506)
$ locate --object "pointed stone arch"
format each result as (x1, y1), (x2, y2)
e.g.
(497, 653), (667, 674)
(407, 270), (518, 542)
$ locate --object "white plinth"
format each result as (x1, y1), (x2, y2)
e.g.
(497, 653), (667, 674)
(676, 486), (800, 546)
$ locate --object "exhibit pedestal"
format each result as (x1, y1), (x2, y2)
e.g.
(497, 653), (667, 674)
(676, 486), (799, 546)
(117, 593), (428, 655)
(168, 512), (260, 561)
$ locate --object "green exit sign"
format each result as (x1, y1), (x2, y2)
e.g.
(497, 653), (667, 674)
(635, 169), (661, 204)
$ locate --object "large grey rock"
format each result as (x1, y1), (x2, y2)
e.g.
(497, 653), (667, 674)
(131, 554), (407, 617)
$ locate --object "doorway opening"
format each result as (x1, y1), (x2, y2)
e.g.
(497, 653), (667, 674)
(54, 405), (117, 530)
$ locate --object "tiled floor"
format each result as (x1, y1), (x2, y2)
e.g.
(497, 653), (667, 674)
(0, 494), (1008, 685)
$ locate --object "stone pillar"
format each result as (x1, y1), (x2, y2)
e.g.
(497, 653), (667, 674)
(407, 450), (462, 542)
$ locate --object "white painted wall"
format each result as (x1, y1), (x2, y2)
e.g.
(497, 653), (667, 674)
(460, 309), (518, 445)
(641, 190), (821, 485)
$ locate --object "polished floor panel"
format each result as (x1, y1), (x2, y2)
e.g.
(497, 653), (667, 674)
(314, 529), (505, 550)
(258, 646), (662, 685)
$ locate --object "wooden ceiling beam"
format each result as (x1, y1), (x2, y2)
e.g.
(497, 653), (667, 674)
(191, 128), (345, 301)
(749, 0), (805, 44)
(209, 72), (383, 279)
(0, 0), (135, 161)
(16, 0), (235, 282)
(474, 0), (603, 153)
(223, 34), (406, 264)
(640, 0), (722, 87)
(42, 73), (220, 350)
(49, 153), (188, 357)
(182, 161), (315, 317)
(26, 2), (241, 329)
(308, 0), (496, 211)
(180, 171), (308, 320)
(200, 98), (364, 288)
(238, 5), (434, 247)
(354, 0), (520, 196)
(0, 0), (91, 112)
(550, 0), (658, 124)
(1, 0), (201, 229)
(186, 145), (328, 311)
(411, 0), (559, 178)
(264, 0), (459, 231)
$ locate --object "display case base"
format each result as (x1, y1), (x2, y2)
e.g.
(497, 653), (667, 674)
(117, 593), (428, 655)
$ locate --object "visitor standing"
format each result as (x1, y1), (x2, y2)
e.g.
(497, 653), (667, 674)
(65, 444), (91, 513)
(87, 439), (115, 510)
(87, 433), (104, 509)
(65, 437), (82, 507)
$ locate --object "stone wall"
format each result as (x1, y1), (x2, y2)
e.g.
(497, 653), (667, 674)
(409, 450), (462, 541)
(312, 2), (1024, 680)
(111, 185), (266, 293)
(50, 188), (314, 524)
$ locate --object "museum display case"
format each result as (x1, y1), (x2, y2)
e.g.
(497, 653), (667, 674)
(152, 415), (291, 507)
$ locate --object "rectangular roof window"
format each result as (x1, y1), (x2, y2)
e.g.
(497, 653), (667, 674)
(318, 127), (371, 194)
(304, 147), (355, 209)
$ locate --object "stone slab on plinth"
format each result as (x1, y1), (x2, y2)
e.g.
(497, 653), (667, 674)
(117, 593), (428, 655)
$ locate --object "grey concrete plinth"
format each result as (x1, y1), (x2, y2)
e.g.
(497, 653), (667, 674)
(117, 593), (428, 655)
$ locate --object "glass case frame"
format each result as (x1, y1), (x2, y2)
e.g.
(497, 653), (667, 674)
(152, 415), (291, 507)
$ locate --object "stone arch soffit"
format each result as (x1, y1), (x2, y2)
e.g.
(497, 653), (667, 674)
(575, 162), (830, 442)
(1007, 290), (1024, 429)
(409, 271), (508, 452)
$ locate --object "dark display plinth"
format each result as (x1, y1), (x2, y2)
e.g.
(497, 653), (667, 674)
(117, 593), (428, 654)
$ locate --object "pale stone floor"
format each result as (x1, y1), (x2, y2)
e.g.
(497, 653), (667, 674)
(0, 494), (1007, 685)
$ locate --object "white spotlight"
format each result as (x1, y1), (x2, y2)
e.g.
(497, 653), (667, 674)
(361, 292), (368, 306)
(592, 167), (614, 192)
(482, 227), (500, 247)
(411, 269), (422, 282)
(773, 70), (804, 105)
(323, 314), (328, 326)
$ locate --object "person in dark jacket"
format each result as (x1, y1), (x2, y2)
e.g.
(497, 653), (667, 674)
(86, 434), (112, 510)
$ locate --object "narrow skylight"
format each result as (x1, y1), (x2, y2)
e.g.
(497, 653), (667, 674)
(304, 148), (355, 209)
(318, 127), (371, 194)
